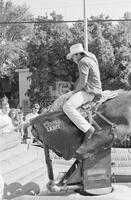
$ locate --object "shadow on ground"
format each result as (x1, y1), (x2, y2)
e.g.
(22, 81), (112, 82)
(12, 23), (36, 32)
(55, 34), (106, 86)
(3, 182), (40, 199)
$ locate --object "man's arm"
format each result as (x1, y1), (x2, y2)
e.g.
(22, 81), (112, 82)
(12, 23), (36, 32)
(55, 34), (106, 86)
(74, 73), (88, 93)
(73, 78), (79, 88)
(74, 60), (89, 93)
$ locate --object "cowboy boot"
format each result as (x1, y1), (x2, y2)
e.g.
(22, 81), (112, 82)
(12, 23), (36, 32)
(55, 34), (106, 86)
(76, 126), (95, 155)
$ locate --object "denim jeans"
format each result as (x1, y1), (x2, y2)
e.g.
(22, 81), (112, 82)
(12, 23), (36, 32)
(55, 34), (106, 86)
(63, 90), (95, 133)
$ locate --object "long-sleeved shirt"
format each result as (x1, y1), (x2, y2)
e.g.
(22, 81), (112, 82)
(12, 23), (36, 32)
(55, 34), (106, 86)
(75, 56), (102, 96)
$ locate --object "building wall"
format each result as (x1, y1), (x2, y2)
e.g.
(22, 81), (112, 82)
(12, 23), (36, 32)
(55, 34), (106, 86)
(16, 69), (31, 111)
(49, 81), (72, 98)
(17, 69), (72, 112)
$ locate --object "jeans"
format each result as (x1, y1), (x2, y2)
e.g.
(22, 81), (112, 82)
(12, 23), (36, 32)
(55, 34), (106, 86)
(63, 90), (95, 133)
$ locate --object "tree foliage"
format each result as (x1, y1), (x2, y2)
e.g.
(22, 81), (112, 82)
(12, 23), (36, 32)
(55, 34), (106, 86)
(26, 12), (74, 105)
(0, 0), (33, 79)
(1, 1), (131, 106)
(25, 11), (131, 105)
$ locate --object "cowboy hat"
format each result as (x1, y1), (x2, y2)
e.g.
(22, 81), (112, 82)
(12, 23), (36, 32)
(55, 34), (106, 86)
(66, 43), (98, 64)
(66, 43), (90, 60)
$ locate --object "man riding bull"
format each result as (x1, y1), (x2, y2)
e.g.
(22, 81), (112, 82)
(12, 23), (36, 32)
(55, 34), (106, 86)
(63, 43), (102, 155)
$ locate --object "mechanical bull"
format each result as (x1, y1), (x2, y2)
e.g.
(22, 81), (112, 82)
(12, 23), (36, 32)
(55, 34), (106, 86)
(23, 90), (131, 195)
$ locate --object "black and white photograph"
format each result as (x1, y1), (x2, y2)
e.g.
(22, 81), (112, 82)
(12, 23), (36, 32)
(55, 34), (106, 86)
(1, 0), (131, 199)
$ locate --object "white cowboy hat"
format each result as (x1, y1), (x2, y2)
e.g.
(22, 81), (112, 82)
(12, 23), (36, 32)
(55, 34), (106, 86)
(66, 43), (90, 60)
(66, 43), (98, 64)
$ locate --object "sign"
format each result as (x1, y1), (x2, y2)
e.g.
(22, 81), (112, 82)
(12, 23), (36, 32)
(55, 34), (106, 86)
(43, 119), (63, 132)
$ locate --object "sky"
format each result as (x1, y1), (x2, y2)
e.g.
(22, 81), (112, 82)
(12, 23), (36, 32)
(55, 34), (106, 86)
(9, 0), (131, 21)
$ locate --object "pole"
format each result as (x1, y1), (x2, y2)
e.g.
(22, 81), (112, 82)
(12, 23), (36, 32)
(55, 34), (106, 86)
(44, 144), (54, 181)
(83, 0), (88, 51)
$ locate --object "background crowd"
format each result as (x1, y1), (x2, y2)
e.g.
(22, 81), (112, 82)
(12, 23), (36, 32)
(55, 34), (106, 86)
(0, 96), (40, 137)
(0, 96), (42, 199)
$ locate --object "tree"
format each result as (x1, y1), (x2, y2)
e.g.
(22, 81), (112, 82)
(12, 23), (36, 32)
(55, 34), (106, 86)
(26, 12), (131, 106)
(88, 14), (131, 90)
(0, 1), (33, 77)
(26, 12), (73, 105)
(0, 0), (33, 101)
(88, 23), (115, 89)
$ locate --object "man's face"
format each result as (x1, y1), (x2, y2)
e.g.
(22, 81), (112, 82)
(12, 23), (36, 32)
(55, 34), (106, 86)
(32, 106), (39, 114)
(2, 104), (10, 114)
(10, 111), (16, 119)
(72, 53), (80, 64)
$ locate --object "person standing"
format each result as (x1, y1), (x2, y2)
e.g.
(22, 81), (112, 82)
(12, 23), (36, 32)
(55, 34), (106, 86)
(0, 102), (13, 134)
(9, 108), (19, 127)
(25, 103), (40, 139)
(25, 103), (40, 123)
(63, 43), (102, 155)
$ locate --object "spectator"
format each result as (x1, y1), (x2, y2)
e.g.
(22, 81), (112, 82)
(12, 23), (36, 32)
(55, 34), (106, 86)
(25, 103), (40, 123)
(25, 103), (40, 139)
(0, 96), (8, 114)
(1, 96), (8, 105)
(9, 108), (19, 127)
(18, 110), (24, 122)
(0, 102), (13, 134)
(17, 110), (25, 136)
